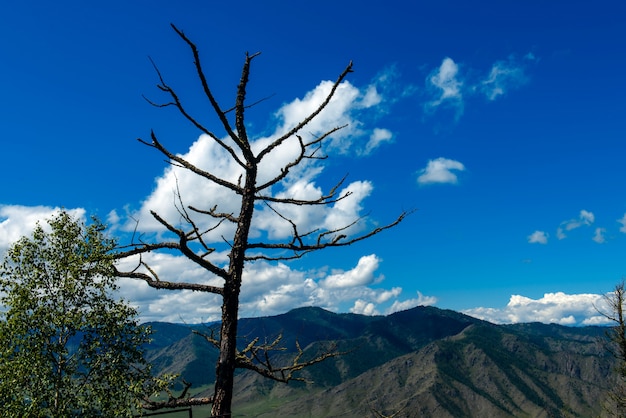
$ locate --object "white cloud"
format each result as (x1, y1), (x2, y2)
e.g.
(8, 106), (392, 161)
(323, 181), (373, 233)
(425, 57), (463, 116)
(528, 230), (548, 244)
(323, 254), (381, 289)
(252, 179), (374, 242)
(481, 55), (531, 101)
(463, 292), (611, 326)
(557, 210), (595, 240)
(417, 157), (465, 185)
(351, 299), (379, 315)
(115, 251), (436, 322)
(362, 128), (393, 155)
(127, 76), (391, 240)
(386, 291), (438, 314)
(273, 79), (385, 155)
(592, 227), (606, 244)
(2, 73), (435, 324)
(0, 205), (86, 254)
(580, 210), (595, 224)
(424, 53), (533, 120)
(618, 214), (626, 233)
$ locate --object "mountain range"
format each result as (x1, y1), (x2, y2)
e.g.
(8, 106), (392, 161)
(144, 306), (617, 417)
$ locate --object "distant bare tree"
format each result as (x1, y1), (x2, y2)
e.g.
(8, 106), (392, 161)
(114, 24), (407, 417)
(598, 281), (626, 416)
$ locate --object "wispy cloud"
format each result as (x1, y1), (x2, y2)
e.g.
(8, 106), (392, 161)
(533, 209), (603, 244)
(557, 210), (595, 240)
(481, 54), (533, 100)
(617, 214), (626, 233)
(528, 230), (548, 244)
(362, 128), (393, 156)
(592, 227), (606, 244)
(424, 53), (534, 120)
(425, 57), (463, 117)
(417, 157), (465, 185)
(464, 292), (610, 326)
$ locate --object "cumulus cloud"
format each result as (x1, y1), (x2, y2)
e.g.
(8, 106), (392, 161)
(273, 79), (384, 155)
(417, 157), (465, 185)
(1, 73), (420, 323)
(386, 291), (438, 314)
(127, 76), (392, 239)
(323, 254), (381, 289)
(463, 292), (610, 326)
(351, 300), (379, 316)
(115, 251), (435, 323)
(0, 205), (86, 254)
(528, 230), (548, 244)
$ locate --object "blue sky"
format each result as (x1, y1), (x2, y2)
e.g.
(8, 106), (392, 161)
(2, 1), (626, 325)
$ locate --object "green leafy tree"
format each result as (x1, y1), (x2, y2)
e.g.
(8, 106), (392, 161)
(0, 211), (151, 417)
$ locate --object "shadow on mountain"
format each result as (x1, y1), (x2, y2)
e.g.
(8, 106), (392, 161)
(145, 306), (615, 417)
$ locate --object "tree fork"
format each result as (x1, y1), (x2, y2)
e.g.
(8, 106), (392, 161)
(115, 24), (408, 415)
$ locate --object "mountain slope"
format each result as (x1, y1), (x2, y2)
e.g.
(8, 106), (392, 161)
(144, 307), (616, 417)
(245, 321), (612, 417)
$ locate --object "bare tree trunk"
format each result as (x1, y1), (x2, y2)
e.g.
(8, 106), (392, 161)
(115, 26), (408, 413)
(211, 289), (239, 417)
(211, 169), (256, 417)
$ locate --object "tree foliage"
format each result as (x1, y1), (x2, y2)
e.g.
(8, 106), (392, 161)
(115, 24), (407, 416)
(0, 211), (151, 417)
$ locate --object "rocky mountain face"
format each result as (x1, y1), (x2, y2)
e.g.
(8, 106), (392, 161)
(145, 306), (617, 417)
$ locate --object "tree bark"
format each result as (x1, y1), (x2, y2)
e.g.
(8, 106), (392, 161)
(211, 167), (257, 417)
(211, 289), (239, 417)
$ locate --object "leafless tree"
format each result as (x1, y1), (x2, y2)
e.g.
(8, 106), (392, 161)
(598, 281), (626, 417)
(114, 24), (407, 417)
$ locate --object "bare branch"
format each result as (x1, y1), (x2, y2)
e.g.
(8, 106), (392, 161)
(114, 240), (181, 256)
(171, 184), (223, 258)
(257, 173), (351, 206)
(113, 264), (223, 294)
(170, 24), (259, 162)
(224, 93), (276, 114)
(142, 378), (214, 411)
(143, 56), (246, 169)
(233, 51), (261, 161)
(234, 336), (347, 384)
(188, 205), (239, 224)
(247, 210), (411, 256)
(137, 131), (243, 195)
(122, 28), (405, 416)
(255, 125), (346, 192)
(193, 328), (221, 350)
(255, 62), (354, 163)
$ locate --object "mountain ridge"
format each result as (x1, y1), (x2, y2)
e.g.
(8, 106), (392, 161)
(144, 306), (616, 417)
